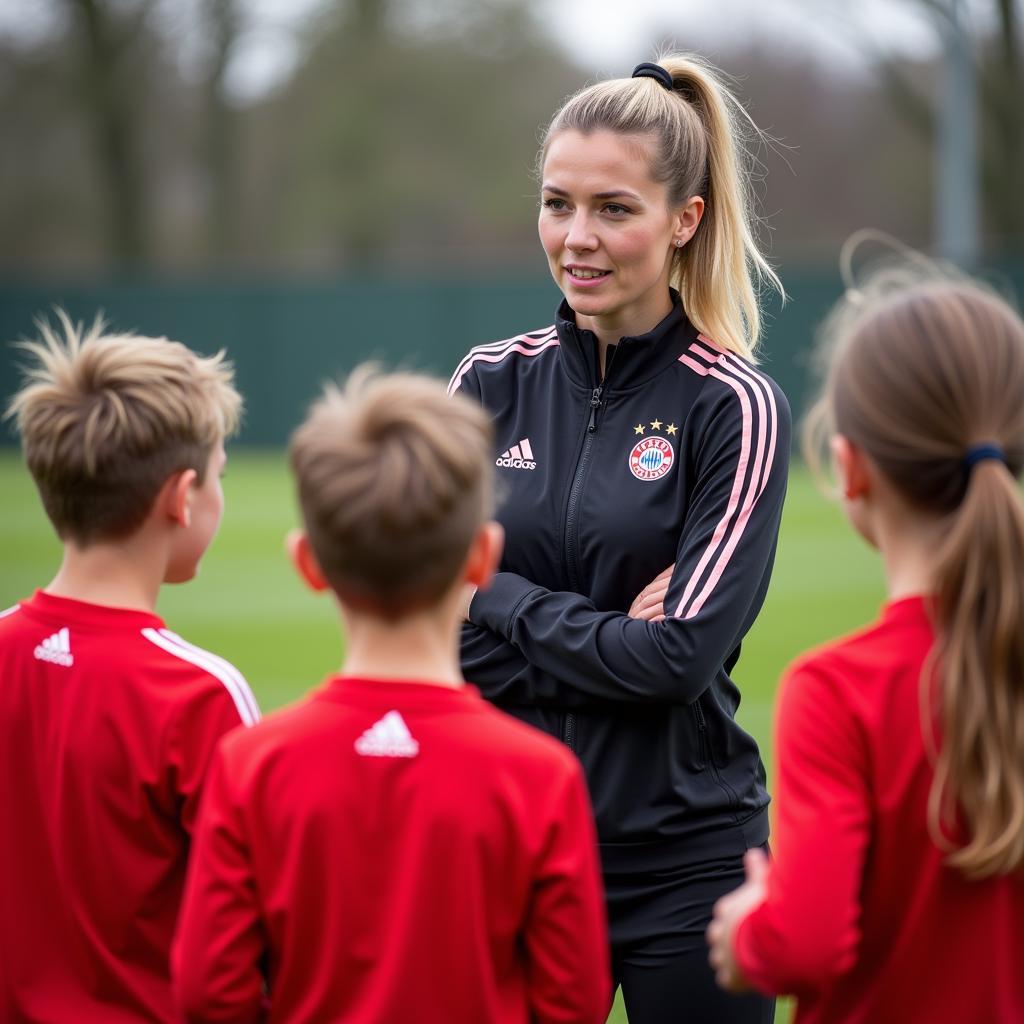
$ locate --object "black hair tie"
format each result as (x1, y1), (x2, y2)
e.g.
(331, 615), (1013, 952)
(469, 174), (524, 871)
(632, 62), (674, 91)
(963, 442), (1005, 472)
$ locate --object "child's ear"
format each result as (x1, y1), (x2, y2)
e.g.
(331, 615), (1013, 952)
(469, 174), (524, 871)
(464, 521), (504, 590)
(831, 434), (872, 501)
(162, 469), (198, 527)
(285, 528), (330, 592)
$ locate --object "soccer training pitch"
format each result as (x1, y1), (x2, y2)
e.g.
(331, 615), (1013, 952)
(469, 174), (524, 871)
(0, 450), (885, 1023)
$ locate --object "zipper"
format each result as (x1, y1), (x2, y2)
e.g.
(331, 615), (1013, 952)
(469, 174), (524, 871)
(587, 385), (603, 432)
(562, 712), (576, 750)
(693, 695), (741, 808)
(564, 362), (615, 590)
(563, 387), (603, 591)
(560, 348), (617, 750)
(693, 698), (709, 767)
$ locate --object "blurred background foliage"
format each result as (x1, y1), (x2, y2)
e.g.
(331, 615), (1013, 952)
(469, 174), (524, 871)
(1, 0), (1022, 448)
(1, 0), (1020, 277)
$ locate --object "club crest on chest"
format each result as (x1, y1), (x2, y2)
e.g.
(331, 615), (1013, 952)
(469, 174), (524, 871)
(628, 419), (677, 481)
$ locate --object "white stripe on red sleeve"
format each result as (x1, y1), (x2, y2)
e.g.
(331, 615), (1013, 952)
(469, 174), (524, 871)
(0, 605), (20, 619)
(140, 628), (260, 726)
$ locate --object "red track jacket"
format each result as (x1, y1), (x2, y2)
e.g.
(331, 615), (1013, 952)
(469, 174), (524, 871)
(0, 590), (258, 1022)
(735, 597), (1024, 1023)
(174, 676), (610, 1024)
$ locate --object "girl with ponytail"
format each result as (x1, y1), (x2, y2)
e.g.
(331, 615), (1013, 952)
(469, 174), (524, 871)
(708, 270), (1024, 1023)
(451, 55), (788, 1023)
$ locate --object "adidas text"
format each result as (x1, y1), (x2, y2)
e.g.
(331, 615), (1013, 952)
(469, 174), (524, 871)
(497, 438), (537, 470)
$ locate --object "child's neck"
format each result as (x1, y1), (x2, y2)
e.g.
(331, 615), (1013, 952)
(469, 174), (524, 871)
(873, 509), (945, 602)
(46, 539), (164, 613)
(340, 604), (464, 689)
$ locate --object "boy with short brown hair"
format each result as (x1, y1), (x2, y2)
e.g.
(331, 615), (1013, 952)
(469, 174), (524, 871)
(174, 367), (610, 1024)
(0, 313), (258, 1022)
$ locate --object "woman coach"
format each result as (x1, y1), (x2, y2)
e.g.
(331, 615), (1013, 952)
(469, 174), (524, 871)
(450, 55), (789, 1024)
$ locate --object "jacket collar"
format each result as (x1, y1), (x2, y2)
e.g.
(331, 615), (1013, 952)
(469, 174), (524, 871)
(554, 290), (700, 390)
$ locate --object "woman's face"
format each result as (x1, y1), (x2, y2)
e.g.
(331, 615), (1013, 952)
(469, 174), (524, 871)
(539, 129), (692, 334)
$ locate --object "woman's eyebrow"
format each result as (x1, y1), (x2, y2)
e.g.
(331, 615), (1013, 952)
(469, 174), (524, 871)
(541, 184), (643, 201)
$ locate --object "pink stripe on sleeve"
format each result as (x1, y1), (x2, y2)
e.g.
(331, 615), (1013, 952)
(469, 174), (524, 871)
(679, 354), (709, 376)
(690, 340), (721, 362)
(708, 350), (768, 523)
(683, 364), (765, 618)
(696, 335), (779, 499)
(673, 355), (755, 618)
(447, 328), (557, 395)
(674, 337), (778, 620)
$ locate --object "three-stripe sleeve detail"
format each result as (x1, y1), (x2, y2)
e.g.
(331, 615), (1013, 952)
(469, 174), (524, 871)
(675, 338), (780, 620)
(141, 627), (260, 727)
(447, 327), (559, 395)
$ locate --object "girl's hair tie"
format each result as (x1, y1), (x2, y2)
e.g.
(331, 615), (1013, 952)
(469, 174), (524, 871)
(963, 442), (1005, 472)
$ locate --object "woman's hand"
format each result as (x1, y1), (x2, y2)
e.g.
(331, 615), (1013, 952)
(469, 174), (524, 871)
(628, 564), (675, 622)
(706, 847), (769, 992)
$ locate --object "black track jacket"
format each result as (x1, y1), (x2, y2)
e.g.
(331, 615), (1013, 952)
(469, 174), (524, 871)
(451, 298), (791, 872)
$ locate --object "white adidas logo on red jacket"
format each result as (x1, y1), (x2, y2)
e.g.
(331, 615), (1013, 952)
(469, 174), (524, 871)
(34, 627), (74, 667)
(354, 710), (420, 758)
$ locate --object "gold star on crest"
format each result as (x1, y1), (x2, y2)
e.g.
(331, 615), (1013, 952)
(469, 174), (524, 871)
(650, 418), (663, 431)
(634, 423), (645, 435)
(666, 423), (678, 436)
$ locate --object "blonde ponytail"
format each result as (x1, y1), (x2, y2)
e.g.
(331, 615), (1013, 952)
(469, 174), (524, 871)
(659, 56), (782, 361)
(539, 53), (782, 361)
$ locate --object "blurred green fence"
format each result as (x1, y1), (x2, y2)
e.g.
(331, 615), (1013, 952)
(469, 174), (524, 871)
(2, 265), (1021, 445)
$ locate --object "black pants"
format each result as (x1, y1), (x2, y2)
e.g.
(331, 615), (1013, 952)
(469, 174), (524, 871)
(606, 850), (775, 1024)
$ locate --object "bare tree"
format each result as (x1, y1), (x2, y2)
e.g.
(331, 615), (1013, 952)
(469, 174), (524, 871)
(65, 0), (156, 267)
(986, 0), (1023, 244)
(867, 0), (1023, 253)
(202, 0), (240, 260)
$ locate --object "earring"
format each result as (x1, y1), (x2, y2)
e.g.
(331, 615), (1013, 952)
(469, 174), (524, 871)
(674, 239), (684, 248)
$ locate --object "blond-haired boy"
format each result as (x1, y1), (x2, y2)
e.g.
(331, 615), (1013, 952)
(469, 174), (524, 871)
(0, 313), (259, 1022)
(174, 367), (610, 1024)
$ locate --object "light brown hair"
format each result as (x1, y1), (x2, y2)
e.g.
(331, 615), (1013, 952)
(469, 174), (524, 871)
(5, 310), (242, 546)
(539, 52), (783, 361)
(289, 366), (494, 617)
(805, 272), (1024, 878)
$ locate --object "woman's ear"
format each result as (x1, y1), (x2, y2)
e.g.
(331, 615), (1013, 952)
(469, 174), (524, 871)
(285, 528), (331, 593)
(672, 195), (705, 249)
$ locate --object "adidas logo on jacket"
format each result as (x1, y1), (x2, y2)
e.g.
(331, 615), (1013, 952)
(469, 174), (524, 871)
(496, 438), (536, 470)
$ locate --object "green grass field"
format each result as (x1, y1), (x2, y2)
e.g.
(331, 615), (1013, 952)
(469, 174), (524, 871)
(0, 451), (886, 1022)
